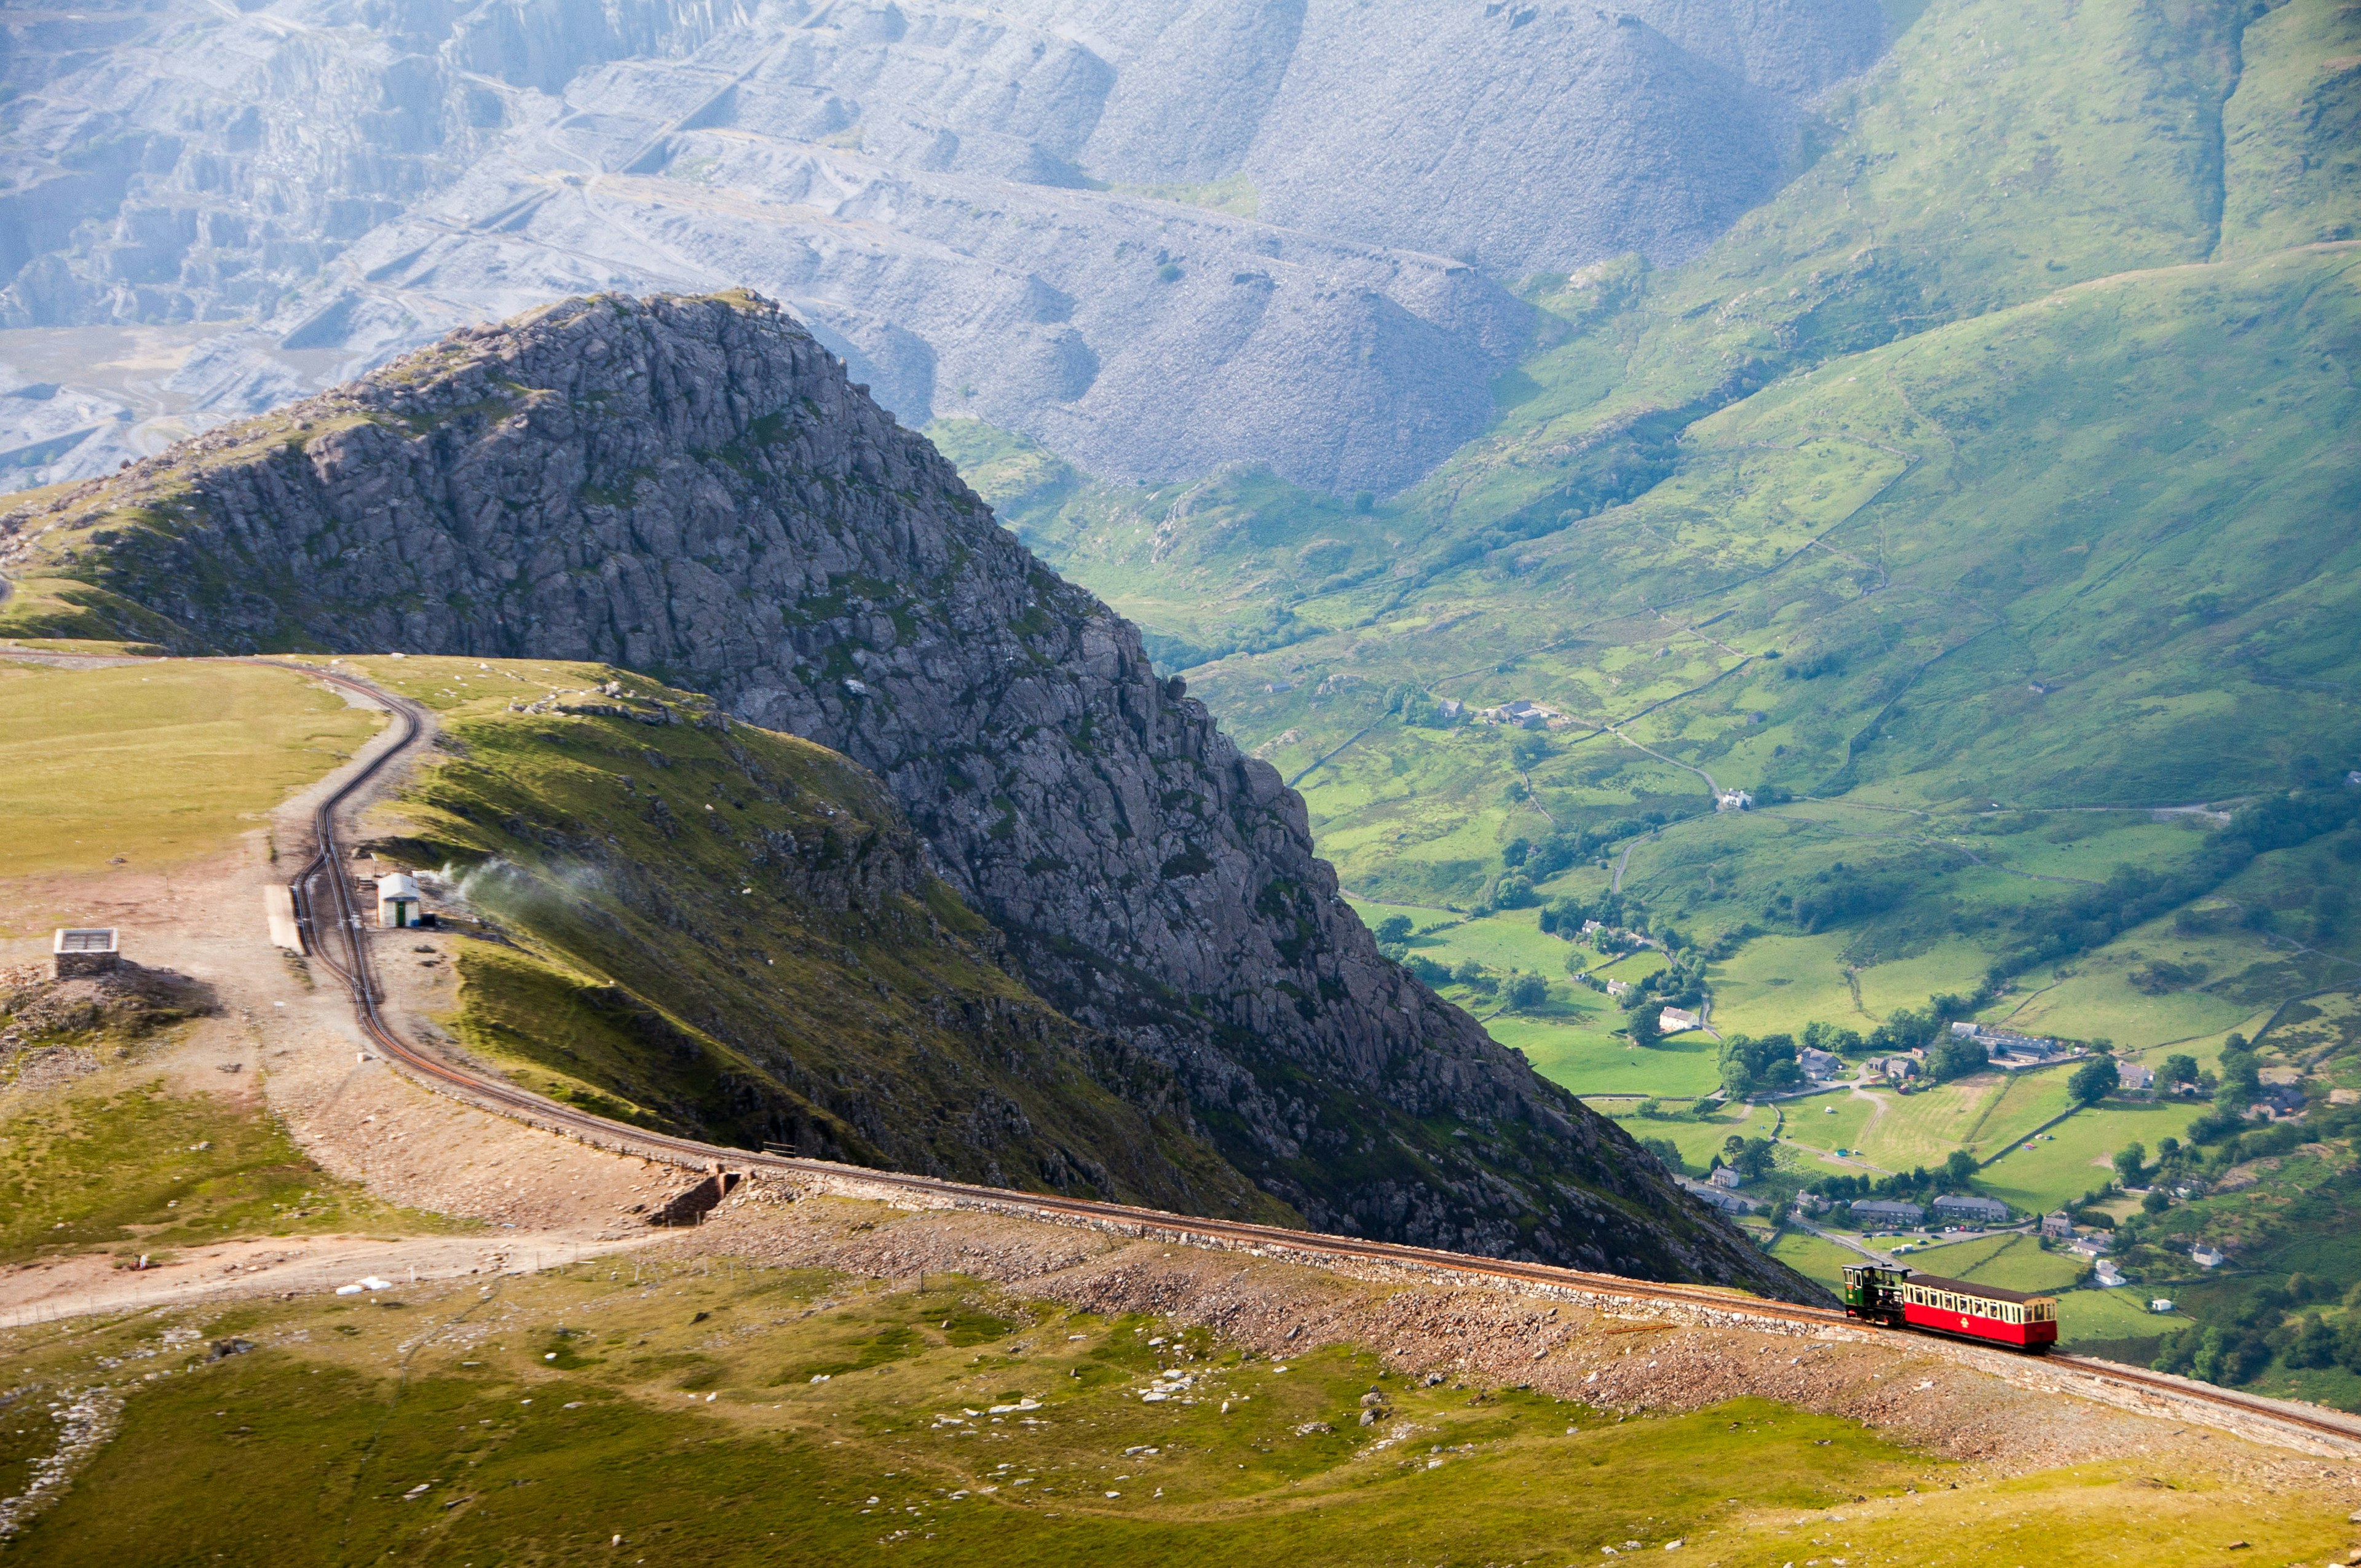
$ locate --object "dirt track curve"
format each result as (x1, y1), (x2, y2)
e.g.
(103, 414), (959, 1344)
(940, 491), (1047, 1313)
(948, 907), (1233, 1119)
(278, 660), (2361, 1458)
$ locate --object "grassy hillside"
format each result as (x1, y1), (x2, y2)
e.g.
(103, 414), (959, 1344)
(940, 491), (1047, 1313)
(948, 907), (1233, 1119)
(1, 1225), (2347, 1566)
(0, 658), (380, 890)
(334, 656), (1282, 1223)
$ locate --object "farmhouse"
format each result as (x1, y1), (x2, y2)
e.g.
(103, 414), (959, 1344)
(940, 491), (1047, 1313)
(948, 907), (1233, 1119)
(51, 927), (119, 979)
(2041, 1211), (2074, 1238)
(1680, 1178), (1760, 1215)
(1658, 1005), (1703, 1034)
(1482, 697), (1562, 729)
(1709, 1166), (1746, 1189)
(1797, 1046), (1843, 1080)
(1715, 789), (1753, 812)
(2116, 1061), (2155, 1092)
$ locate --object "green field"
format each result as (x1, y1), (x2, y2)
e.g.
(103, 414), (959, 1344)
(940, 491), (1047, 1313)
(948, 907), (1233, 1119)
(1766, 1231), (1863, 1294)
(0, 658), (380, 889)
(1489, 1018), (1718, 1098)
(1976, 1098), (2209, 1214)
(1605, 1101), (1779, 1174)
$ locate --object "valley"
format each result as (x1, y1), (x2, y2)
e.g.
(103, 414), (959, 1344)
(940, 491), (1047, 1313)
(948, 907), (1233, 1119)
(938, 0), (2361, 1412)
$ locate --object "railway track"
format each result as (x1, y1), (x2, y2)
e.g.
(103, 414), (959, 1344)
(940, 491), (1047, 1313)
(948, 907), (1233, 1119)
(277, 660), (2361, 1457)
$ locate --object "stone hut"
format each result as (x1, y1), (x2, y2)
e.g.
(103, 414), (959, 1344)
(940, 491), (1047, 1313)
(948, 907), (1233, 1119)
(52, 928), (120, 978)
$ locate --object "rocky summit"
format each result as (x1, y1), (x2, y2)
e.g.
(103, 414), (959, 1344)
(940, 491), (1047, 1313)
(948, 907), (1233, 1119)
(0, 291), (1812, 1299)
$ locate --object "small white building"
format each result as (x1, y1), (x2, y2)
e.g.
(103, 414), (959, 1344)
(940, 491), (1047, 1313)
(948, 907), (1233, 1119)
(1658, 1005), (1703, 1034)
(378, 873), (422, 930)
(2149, 1297), (2175, 1314)
(2191, 1245), (2227, 1269)
(2093, 1258), (2126, 1288)
(1715, 789), (1752, 812)
(1709, 1166), (1746, 1189)
(52, 927), (120, 979)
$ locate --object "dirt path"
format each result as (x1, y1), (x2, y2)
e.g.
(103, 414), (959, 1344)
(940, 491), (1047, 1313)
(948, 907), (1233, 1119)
(0, 1227), (671, 1329)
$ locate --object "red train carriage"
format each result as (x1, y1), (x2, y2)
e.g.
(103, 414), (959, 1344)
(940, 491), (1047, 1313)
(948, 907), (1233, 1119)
(1841, 1263), (2058, 1351)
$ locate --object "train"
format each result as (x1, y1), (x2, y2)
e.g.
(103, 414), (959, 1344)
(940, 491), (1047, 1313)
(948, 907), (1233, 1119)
(1841, 1262), (2059, 1351)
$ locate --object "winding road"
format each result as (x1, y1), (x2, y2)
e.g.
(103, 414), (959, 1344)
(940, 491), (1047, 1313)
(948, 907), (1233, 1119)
(277, 660), (2361, 1459)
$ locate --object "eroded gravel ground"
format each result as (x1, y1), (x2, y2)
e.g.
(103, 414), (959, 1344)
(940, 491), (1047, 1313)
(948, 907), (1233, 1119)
(676, 1183), (2361, 1500)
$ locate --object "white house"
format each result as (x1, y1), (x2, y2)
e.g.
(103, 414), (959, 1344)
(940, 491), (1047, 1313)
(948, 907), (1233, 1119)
(1709, 1166), (1746, 1190)
(1658, 1006), (1703, 1034)
(378, 872), (422, 930)
(2093, 1259), (2126, 1288)
(2149, 1297), (2175, 1314)
(2191, 1245), (2227, 1269)
(1715, 789), (1753, 812)
(2116, 1061), (2156, 1091)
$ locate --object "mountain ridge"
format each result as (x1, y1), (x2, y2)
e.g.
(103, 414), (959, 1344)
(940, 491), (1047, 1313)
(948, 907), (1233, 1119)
(0, 288), (1816, 1299)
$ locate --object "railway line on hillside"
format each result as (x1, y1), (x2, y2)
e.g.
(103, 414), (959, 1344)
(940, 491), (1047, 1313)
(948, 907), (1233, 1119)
(277, 660), (2361, 1459)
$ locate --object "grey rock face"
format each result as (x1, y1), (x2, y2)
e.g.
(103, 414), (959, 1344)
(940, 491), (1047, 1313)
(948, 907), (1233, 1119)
(0, 0), (1883, 496)
(3, 292), (1816, 1299)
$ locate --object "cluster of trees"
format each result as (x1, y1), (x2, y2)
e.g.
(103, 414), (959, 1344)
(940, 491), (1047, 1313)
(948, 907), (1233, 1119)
(1396, 952), (1551, 1012)
(2183, 1035), (2277, 1144)
(2153, 1275), (2361, 1388)
(1997, 786), (2361, 977)
(1718, 1033), (1802, 1097)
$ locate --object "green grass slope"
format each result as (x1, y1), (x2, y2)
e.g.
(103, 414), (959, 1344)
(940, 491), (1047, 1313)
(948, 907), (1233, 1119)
(336, 655), (1281, 1223)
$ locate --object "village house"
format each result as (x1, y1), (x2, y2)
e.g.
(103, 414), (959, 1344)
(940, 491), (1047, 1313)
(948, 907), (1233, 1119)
(1797, 1046), (1843, 1080)
(1715, 788), (1753, 812)
(2191, 1244), (2227, 1269)
(2116, 1061), (2156, 1092)
(1849, 1198), (1924, 1228)
(1867, 1054), (1919, 1083)
(1658, 1005), (1703, 1034)
(1482, 697), (1564, 729)
(1708, 1166), (1746, 1189)
(2252, 1082), (2308, 1119)
(2094, 1258), (2126, 1288)
(2040, 1210), (2074, 1239)
(1931, 1193), (2009, 1225)
(1680, 1178), (1761, 1215)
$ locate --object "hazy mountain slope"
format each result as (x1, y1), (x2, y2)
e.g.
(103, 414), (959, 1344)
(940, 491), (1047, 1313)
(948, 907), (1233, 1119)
(0, 293), (1812, 1296)
(0, 0), (1882, 497)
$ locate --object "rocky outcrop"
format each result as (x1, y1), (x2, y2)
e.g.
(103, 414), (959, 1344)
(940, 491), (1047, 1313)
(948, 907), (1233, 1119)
(0, 292), (1817, 1299)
